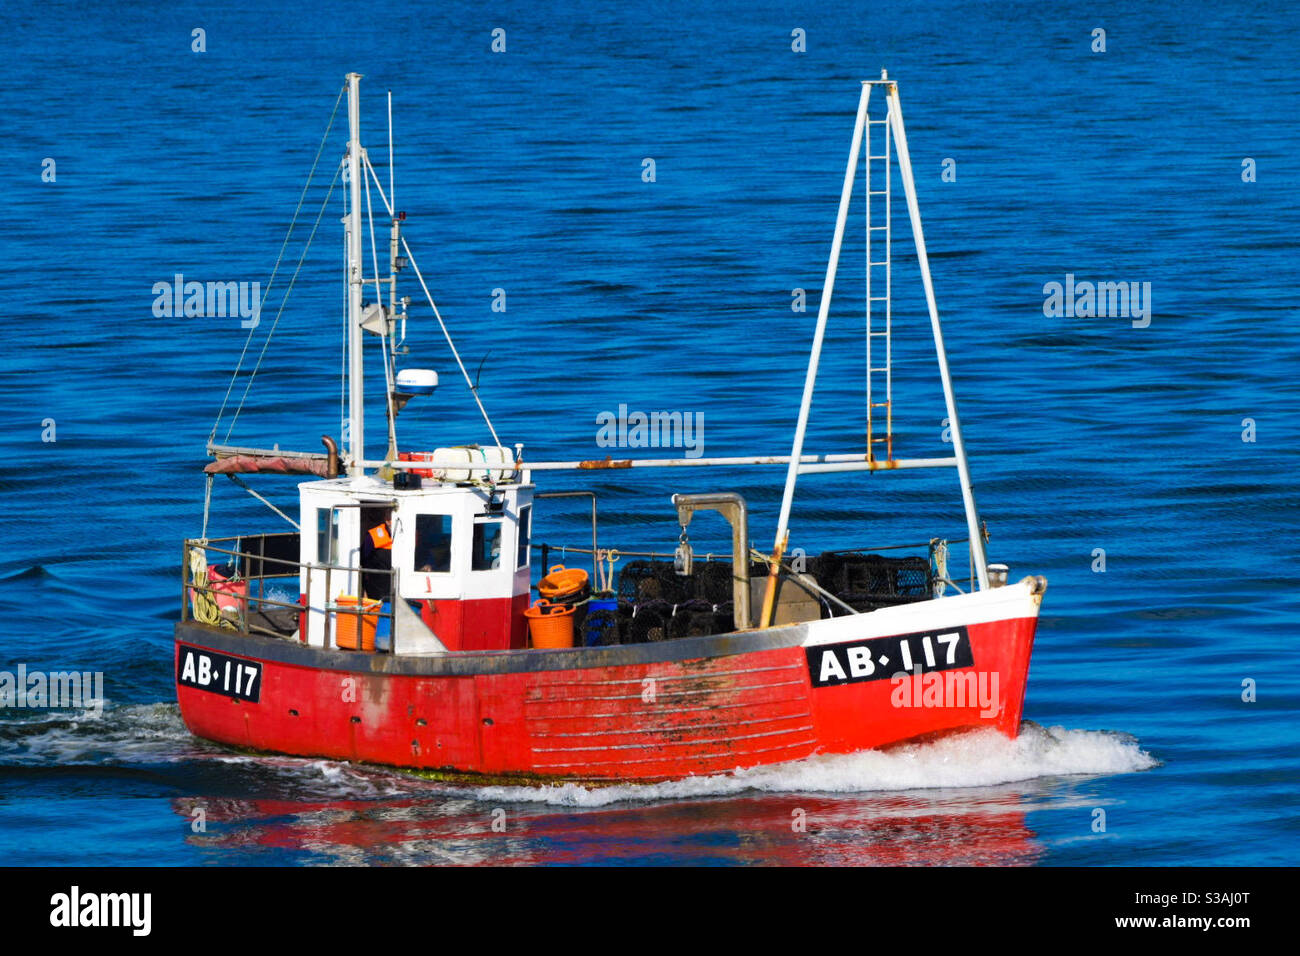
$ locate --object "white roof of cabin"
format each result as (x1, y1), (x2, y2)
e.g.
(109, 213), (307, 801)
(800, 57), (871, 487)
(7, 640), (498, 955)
(298, 475), (532, 498)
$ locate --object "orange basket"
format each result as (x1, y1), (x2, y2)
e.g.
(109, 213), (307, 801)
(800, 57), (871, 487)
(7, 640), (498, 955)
(333, 595), (382, 651)
(524, 599), (576, 649)
(538, 565), (589, 601)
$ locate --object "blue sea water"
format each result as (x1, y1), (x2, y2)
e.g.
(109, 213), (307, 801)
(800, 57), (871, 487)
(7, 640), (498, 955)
(0, 0), (1297, 866)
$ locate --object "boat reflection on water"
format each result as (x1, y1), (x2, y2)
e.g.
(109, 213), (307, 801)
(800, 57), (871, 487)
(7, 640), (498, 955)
(170, 787), (1043, 866)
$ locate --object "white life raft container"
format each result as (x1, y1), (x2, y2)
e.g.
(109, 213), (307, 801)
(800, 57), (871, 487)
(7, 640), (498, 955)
(429, 445), (516, 482)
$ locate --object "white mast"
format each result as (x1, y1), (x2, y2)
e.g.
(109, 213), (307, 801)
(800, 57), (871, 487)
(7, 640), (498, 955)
(757, 81), (870, 628)
(346, 72), (365, 476)
(885, 79), (989, 589)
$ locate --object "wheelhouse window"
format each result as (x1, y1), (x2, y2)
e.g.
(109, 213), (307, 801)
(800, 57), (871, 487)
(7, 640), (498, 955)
(472, 518), (503, 571)
(316, 508), (339, 565)
(413, 514), (453, 573)
(516, 505), (531, 569)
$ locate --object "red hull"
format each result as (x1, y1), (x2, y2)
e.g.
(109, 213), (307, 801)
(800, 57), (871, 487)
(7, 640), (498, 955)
(175, 594), (1039, 783)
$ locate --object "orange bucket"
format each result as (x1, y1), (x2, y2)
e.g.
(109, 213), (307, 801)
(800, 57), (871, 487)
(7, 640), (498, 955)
(334, 595), (381, 651)
(538, 565), (589, 601)
(525, 599), (575, 649)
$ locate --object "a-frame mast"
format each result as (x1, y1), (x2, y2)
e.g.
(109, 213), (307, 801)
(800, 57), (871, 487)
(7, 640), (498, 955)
(759, 73), (990, 627)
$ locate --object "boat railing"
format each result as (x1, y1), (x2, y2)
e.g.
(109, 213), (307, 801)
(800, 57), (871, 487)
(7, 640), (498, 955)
(534, 537), (977, 596)
(181, 534), (399, 651)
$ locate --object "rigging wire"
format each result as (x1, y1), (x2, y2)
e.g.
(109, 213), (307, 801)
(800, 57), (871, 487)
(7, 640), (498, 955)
(210, 84), (346, 445)
(224, 473), (301, 530)
(223, 164), (341, 442)
(211, 89), (505, 455)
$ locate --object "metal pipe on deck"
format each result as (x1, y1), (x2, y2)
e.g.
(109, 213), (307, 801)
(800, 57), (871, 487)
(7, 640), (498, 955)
(356, 454), (959, 472)
(671, 492), (751, 629)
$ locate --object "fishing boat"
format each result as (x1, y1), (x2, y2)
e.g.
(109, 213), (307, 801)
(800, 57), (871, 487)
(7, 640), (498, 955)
(175, 72), (1046, 783)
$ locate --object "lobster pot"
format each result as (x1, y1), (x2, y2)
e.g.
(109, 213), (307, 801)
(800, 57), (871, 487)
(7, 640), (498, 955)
(845, 556), (892, 595)
(626, 600), (673, 644)
(615, 599), (636, 644)
(809, 553), (845, 592)
(581, 605), (622, 647)
(814, 551), (933, 612)
(615, 560), (653, 603)
(670, 599), (719, 639)
(887, 558), (932, 599)
(617, 560), (691, 605)
(692, 562), (734, 605)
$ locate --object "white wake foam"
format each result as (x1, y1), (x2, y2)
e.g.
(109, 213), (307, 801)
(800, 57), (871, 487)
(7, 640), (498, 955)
(470, 722), (1159, 807)
(0, 701), (195, 763)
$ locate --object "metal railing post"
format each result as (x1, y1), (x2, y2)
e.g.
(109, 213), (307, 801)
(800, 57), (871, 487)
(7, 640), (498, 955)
(181, 541), (191, 623)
